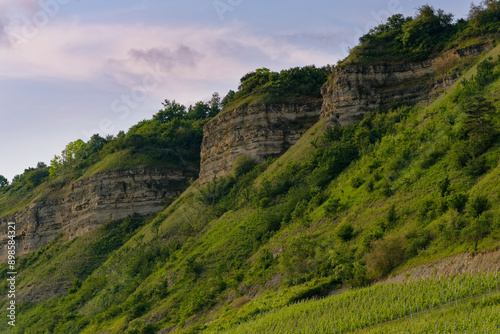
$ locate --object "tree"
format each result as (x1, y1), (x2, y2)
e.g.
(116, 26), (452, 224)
(87, 134), (107, 154)
(469, 195), (492, 218)
(401, 5), (453, 59)
(461, 96), (497, 156)
(465, 215), (492, 251)
(49, 155), (63, 178)
(469, 0), (500, 28)
(61, 139), (86, 167)
(221, 90), (236, 108)
(187, 101), (210, 120)
(0, 175), (8, 188)
(26, 168), (49, 188)
(36, 162), (47, 169)
(209, 92), (221, 117)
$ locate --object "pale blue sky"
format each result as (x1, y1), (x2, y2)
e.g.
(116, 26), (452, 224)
(0, 0), (471, 181)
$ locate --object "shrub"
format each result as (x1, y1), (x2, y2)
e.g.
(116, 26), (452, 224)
(197, 177), (235, 206)
(233, 155), (258, 178)
(366, 235), (406, 279)
(141, 324), (159, 334)
(419, 148), (445, 169)
(257, 249), (276, 271)
(380, 180), (393, 197)
(438, 176), (450, 197)
(386, 204), (398, 229)
(469, 195), (492, 218)
(337, 224), (355, 242)
(449, 193), (469, 213)
(68, 278), (82, 294)
(324, 197), (342, 214)
(418, 199), (438, 224)
(466, 156), (488, 177)
(281, 235), (319, 276)
(405, 229), (432, 257)
(443, 212), (468, 240)
(350, 176), (365, 188)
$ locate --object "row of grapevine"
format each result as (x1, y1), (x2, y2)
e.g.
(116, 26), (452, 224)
(210, 271), (500, 333)
(361, 300), (500, 333)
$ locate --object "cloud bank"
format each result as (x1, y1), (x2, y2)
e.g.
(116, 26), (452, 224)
(0, 20), (342, 107)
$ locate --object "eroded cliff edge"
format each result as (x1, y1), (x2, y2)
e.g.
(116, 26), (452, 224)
(0, 169), (192, 260)
(321, 44), (490, 126)
(199, 102), (322, 184)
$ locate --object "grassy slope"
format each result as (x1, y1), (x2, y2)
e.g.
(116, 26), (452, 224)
(3, 42), (500, 334)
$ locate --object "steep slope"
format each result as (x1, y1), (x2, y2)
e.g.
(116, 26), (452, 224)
(199, 66), (328, 184)
(0, 169), (190, 261)
(199, 102), (322, 183)
(4, 6), (500, 334)
(0, 106), (208, 260)
(4, 41), (500, 334)
(320, 43), (490, 126)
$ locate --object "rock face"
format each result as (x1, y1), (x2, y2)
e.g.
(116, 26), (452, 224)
(320, 61), (436, 126)
(199, 103), (322, 184)
(0, 169), (191, 261)
(321, 44), (491, 126)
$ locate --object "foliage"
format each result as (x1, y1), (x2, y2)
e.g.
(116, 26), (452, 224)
(462, 0), (500, 37)
(224, 65), (329, 110)
(336, 223), (355, 242)
(449, 193), (469, 213)
(0, 175), (8, 189)
(366, 235), (406, 279)
(6, 9), (500, 334)
(349, 6), (456, 63)
(469, 195), (492, 218)
(0, 95), (222, 213)
(210, 272), (500, 334)
(153, 100), (187, 122)
(233, 155), (258, 178)
(197, 177), (235, 206)
(464, 214), (492, 251)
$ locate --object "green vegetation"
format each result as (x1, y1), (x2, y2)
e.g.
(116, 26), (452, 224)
(0, 96), (220, 216)
(345, 2), (500, 65)
(4, 47), (500, 332)
(223, 66), (330, 111)
(4, 4), (500, 334)
(209, 272), (500, 333)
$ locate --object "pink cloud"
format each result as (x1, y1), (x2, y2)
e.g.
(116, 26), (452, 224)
(0, 21), (340, 104)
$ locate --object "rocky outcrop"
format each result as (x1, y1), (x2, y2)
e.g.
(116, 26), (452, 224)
(0, 169), (191, 260)
(199, 103), (322, 184)
(321, 44), (491, 126)
(321, 61), (436, 126)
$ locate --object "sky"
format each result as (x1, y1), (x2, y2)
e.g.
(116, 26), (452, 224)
(0, 0), (472, 181)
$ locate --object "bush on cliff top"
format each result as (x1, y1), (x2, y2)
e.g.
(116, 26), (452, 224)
(223, 65), (331, 111)
(345, 3), (500, 65)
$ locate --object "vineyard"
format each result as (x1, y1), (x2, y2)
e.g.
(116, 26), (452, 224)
(209, 272), (500, 333)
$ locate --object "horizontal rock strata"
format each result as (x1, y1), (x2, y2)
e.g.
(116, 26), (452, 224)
(199, 103), (322, 184)
(0, 169), (191, 260)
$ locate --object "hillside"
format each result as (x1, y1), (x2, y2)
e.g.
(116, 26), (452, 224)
(2, 3), (500, 334)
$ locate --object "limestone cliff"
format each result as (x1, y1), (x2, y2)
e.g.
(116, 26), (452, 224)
(321, 44), (490, 126)
(0, 169), (191, 260)
(199, 103), (322, 184)
(321, 61), (434, 126)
